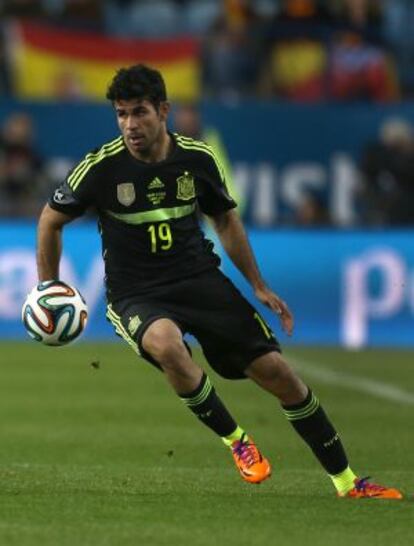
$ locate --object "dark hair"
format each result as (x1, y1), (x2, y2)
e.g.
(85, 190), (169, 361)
(106, 64), (167, 108)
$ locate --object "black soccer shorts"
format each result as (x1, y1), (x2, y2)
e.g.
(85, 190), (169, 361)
(106, 268), (281, 379)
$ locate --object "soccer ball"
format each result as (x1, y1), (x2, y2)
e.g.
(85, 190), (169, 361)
(22, 280), (88, 346)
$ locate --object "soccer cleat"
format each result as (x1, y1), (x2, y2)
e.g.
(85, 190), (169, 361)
(342, 477), (403, 499)
(231, 433), (271, 484)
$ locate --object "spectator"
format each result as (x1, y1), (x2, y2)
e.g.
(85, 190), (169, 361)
(103, 0), (180, 37)
(62, 0), (103, 28)
(328, 0), (399, 102)
(292, 189), (331, 226)
(358, 116), (414, 225)
(257, 0), (332, 100)
(258, 0), (400, 102)
(0, 112), (45, 217)
(0, 25), (12, 96)
(52, 68), (85, 100)
(0, 0), (46, 18)
(382, 0), (414, 97)
(202, 0), (265, 99)
(332, 0), (382, 31)
(49, 0), (104, 30)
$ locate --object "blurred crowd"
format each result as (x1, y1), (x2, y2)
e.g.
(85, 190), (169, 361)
(1, 0), (414, 100)
(0, 111), (47, 217)
(2, 0), (414, 224)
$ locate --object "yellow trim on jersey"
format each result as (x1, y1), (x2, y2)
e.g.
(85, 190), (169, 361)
(68, 137), (125, 191)
(106, 203), (196, 225)
(106, 304), (140, 355)
(175, 135), (226, 183)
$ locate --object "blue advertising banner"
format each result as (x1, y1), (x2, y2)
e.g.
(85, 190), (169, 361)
(1, 222), (414, 349)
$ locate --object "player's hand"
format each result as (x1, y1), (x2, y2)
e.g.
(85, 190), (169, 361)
(254, 286), (294, 336)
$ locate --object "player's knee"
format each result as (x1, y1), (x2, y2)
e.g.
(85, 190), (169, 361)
(142, 327), (187, 368)
(272, 358), (296, 383)
(155, 342), (188, 369)
(247, 352), (307, 401)
(248, 352), (290, 381)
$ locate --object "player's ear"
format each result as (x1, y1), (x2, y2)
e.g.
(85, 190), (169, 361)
(159, 101), (170, 122)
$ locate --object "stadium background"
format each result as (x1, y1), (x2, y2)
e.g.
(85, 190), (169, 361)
(2, 1), (414, 349)
(0, 3), (413, 545)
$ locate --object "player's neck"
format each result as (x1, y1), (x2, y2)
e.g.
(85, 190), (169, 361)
(129, 131), (172, 163)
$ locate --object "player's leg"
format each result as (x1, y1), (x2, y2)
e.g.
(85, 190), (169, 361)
(245, 351), (403, 499)
(246, 351), (352, 489)
(107, 296), (270, 483)
(142, 318), (202, 392)
(141, 317), (270, 483)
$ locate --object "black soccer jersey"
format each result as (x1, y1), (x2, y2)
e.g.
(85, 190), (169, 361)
(48, 132), (237, 301)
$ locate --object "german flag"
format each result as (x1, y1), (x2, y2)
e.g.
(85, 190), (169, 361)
(10, 21), (201, 101)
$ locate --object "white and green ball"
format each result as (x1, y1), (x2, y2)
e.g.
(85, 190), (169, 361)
(22, 281), (88, 346)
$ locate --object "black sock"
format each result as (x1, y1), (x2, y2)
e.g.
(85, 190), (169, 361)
(178, 373), (237, 437)
(282, 389), (349, 475)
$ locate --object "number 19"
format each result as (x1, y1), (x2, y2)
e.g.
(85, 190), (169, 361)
(147, 223), (173, 253)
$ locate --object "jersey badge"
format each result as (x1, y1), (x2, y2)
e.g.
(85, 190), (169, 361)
(147, 177), (166, 205)
(128, 315), (141, 336)
(53, 189), (65, 202)
(176, 171), (195, 201)
(147, 191), (166, 205)
(117, 182), (136, 206)
(147, 177), (165, 190)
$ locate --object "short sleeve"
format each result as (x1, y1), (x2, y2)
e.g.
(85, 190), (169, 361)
(197, 148), (237, 216)
(48, 158), (98, 217)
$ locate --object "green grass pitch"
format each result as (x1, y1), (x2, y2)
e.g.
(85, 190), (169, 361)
(0, 342), (413, 546)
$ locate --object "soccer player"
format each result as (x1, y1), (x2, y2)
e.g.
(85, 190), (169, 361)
(37, 65), (402, 499)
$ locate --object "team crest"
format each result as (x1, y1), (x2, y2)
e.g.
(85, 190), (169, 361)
(117, 182), (136, 206)
(128, 315), (141, 336)
(176, 172), (195, 201)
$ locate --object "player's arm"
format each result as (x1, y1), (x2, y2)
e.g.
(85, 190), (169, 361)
(37, 155), (97, 282)
(210, 209), (294, 336)
(37, 204), (75, 282)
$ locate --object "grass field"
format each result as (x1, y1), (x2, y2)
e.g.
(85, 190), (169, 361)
(0, 342), (413, 546)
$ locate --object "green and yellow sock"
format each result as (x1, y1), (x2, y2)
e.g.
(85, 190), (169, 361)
(179, 373), (238, 437)
(330, 466), (357, 496)
(282, 389), (351, 480)
(222, 425), (245, 447)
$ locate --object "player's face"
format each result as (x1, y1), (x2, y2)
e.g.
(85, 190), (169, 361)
(114, 98), (169, 158)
